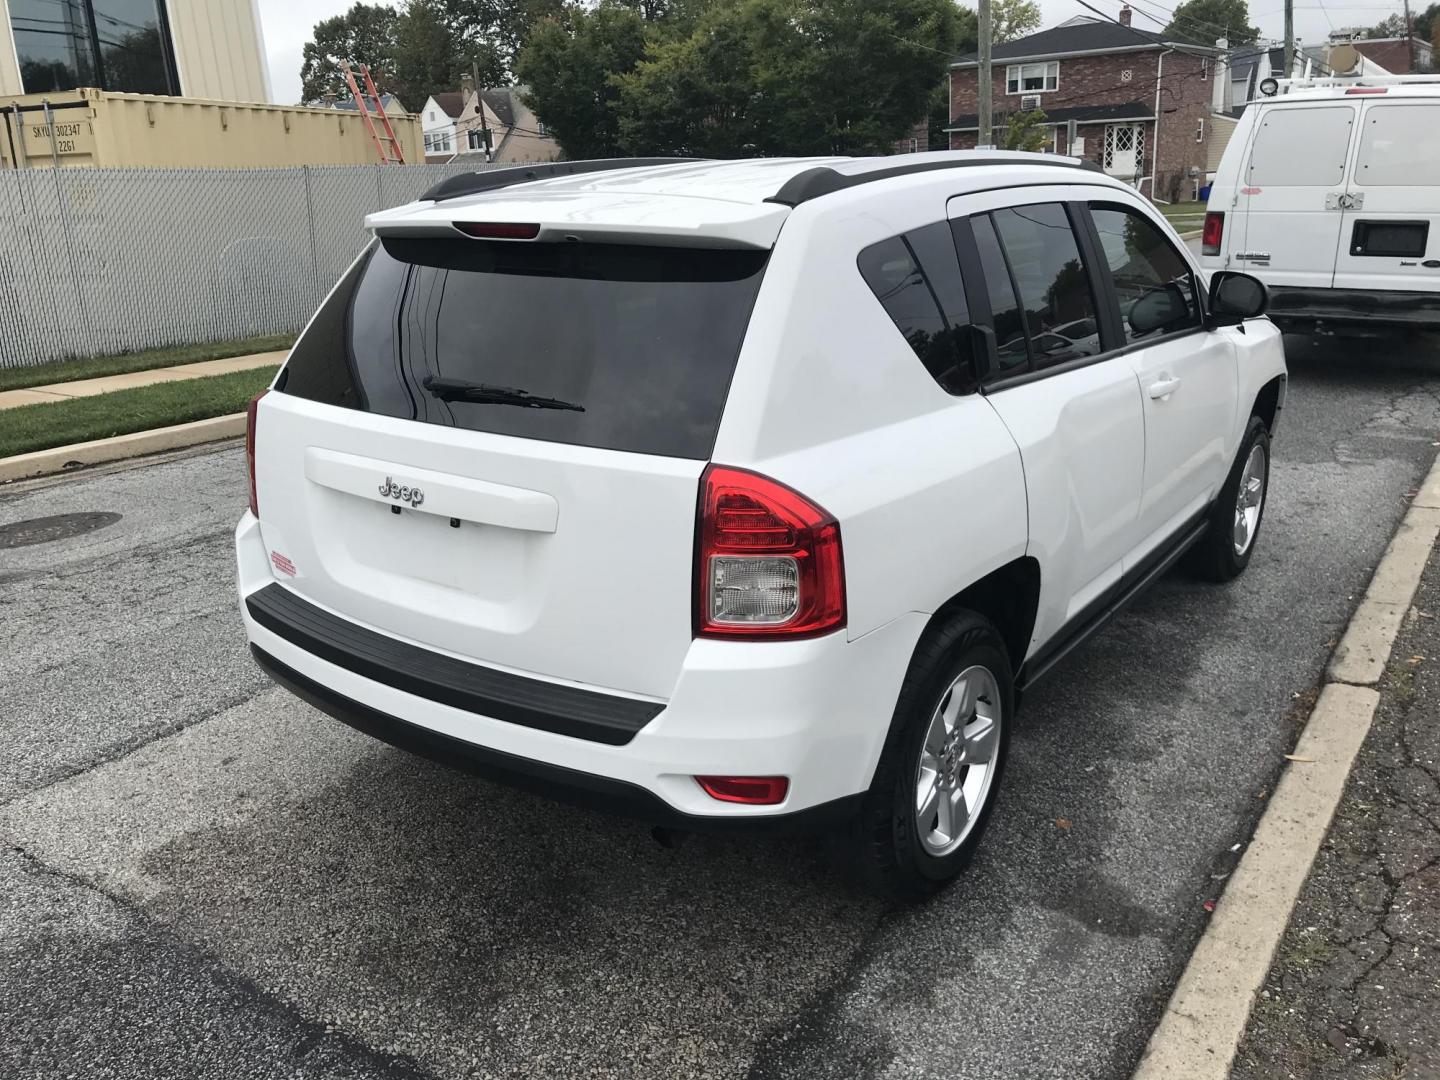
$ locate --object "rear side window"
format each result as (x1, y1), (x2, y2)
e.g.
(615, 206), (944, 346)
(1355, 104), (1440, 187)
(969, 215), (1031, 374)
(987, 204), (1102, 370)
(279, 239), (768, 460)
(857, 222), (978, 395)
(1090, 204), (1201, 343)
(1247, 106), (1354, 187)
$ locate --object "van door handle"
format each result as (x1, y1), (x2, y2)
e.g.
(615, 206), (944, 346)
(1149, 376), (1181, 399)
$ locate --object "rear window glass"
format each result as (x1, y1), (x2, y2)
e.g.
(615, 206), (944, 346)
(1247, 106), (1354, 187)
(1355, 104), (1440, 187)
(278, 238), (769, 459)
(856, 222), (977, 395)
(988, 204), (1101, 370)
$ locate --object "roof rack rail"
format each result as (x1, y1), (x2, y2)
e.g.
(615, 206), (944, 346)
(766, 154), (1102, 207)
(420, 158), (702, 203)
(1273, 74), (1440, 92)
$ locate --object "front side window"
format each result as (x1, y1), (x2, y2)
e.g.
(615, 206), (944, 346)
(987, 204), (1102, 370)
(1006, 61), (1059, 94)
(12, 0), (176, 94)
(857, 221), (978, 394)
(1090, 203), (1201, 343)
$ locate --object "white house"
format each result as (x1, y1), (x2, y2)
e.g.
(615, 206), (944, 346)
(421, 91), (465, 160)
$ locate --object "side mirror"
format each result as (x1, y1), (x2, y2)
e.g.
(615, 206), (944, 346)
(1207, 271), (1268, 328)
(1129, 283), (1190, 336)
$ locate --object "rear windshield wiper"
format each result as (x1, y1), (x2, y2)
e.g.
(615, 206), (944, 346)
(423, 376), (584, 412)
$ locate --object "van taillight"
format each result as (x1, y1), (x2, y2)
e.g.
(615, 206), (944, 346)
(1202, 211), (1224, 256)
(246, 389), (268, 517)
(695, 464), (845, 639)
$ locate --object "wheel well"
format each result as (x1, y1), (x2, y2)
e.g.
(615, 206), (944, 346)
(924, 557), (1040, 672)
(1251, 375), (1284, 432)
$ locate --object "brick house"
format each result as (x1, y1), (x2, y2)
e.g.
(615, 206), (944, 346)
(948, 10), (1221, 201)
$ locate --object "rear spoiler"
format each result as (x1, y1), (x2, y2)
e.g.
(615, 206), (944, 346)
(420, 158), (703, 203)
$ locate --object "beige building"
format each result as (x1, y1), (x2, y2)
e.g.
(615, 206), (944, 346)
(453, 85), (561, 165)
(0, 0), (270, 104)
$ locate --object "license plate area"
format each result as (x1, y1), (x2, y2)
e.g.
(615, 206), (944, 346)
(1349, 220), (1429, 258)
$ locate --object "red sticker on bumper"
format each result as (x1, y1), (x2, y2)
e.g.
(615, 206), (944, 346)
(270, 551), (296, 577)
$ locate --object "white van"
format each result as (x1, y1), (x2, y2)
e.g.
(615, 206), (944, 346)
(1202, 76), (1440, 336)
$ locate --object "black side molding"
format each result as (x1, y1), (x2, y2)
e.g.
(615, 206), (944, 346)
(1017, 507), (1211, 691)
(250, 645), (861, 834)
(420, 158), (703, 203)
(245, 584), (662, 745)
(767, 155), (1103, 207)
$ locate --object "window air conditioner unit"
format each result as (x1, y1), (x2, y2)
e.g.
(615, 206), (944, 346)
(1021, 95), (1042, 111)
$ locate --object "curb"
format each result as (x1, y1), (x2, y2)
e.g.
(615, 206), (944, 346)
(0, 413), (244, 484)
(1178, 228), (1203, 241)
(1133, 449), (1440, 1079)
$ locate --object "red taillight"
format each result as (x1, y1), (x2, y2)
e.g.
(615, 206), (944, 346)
(695, 775), (789, 805)
(695, 464), (845, 639)
(453, 221), (541, 240)
(246, 389), (267, 518)
(1202, 211), (1224, 256)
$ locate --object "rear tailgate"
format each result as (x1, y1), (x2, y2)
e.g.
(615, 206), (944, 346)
(251, 231), (771, 700)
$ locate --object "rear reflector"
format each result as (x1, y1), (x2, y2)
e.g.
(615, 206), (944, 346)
(1202, 211), (1224, 256)
(245, 389), (268, 518)
(453, 221), (541, 240)
(696, 465), (845, 639)
(695, 776), (789, 805)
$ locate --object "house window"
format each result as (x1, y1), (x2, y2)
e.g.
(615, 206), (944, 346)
(909, 137), (920, 153)
(12, 0), (179, 95)
(1195, 118), (1206, 142)
(1201, 58), (1210, 80)
(536, 121), (547, 136)
(1006, 61), (1059, 94)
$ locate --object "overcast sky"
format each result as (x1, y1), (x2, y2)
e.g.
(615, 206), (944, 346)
(256, 0), (1407, 105)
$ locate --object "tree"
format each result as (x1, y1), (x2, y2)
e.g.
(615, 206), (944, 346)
(999, 107), (1048, 151)
(516, 2), (651, 159)
(1418, 3), (1439, 42)
(1362, 13), (1406, 37)
(991, 0), (1041, 44)
(299, 3), (400, 105)
(1162, 0), (1259, 45)
(392, 0), (469, 105)
(612, 0), (963, 157)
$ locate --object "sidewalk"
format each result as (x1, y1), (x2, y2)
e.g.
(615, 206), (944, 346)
(0, 351), (285, 412)
(1230, 547), (1440, 1079)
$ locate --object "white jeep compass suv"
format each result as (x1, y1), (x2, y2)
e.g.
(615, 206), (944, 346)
(237, 153), (1286, 898)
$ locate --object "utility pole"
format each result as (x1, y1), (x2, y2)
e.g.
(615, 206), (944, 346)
(978, 0), (993, 148)
(1283, 0), (1294, 77)
(472, 61), (492, 161)
(1402, 0), (1414, 71)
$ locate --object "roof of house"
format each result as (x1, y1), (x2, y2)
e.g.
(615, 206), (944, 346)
(951, 18), (1211, 66)
(947, 101), (1155, 131)
(430, 91), (466, 119)
(479, 88), (516, 129)
(1353, 37), (1431, 73)
(331, 92), (403, 113)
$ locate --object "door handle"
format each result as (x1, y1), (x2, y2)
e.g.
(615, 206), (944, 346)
(1149, 376), (1181, 399)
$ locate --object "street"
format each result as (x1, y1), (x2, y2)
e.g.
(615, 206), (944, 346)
(2, 334), (1439, 1080)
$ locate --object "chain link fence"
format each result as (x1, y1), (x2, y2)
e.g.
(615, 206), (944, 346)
(0, 162), (509, 369)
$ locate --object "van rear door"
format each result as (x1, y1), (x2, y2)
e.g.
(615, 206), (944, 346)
(1332, 98), (1440, 295)
(1236, 102), (1359, 286)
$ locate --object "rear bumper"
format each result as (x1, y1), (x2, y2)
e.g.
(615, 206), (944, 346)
(235, 513), (925, 824)
(1267, 286), (1440, 333)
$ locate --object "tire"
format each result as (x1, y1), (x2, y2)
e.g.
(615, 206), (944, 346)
(842, 611), (1014, 902)
(1185, 414), (1271, 583)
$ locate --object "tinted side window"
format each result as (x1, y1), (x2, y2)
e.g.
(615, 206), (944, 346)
(857, 222), (977, 394)
(1090, 204), (1201, 343)
(989, 204), (1102, 370)
(970, 215), (1030, 374)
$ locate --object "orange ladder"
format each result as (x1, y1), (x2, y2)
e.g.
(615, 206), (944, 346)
(340, 61), (406, 164)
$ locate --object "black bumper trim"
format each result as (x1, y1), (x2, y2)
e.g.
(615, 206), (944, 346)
(249, 645), (861, 834)
(1267, 286), (1440, 331)
(245, 583), (662, 746)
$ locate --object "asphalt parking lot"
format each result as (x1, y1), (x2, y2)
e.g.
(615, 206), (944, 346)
(2, 333), (1439, 1080)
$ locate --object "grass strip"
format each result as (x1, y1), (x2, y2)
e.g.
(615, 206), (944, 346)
(0, 334), (294, 393)
(0, 366), (277, 459)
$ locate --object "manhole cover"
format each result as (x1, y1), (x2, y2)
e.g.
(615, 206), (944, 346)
(0, 511), (122, 549)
